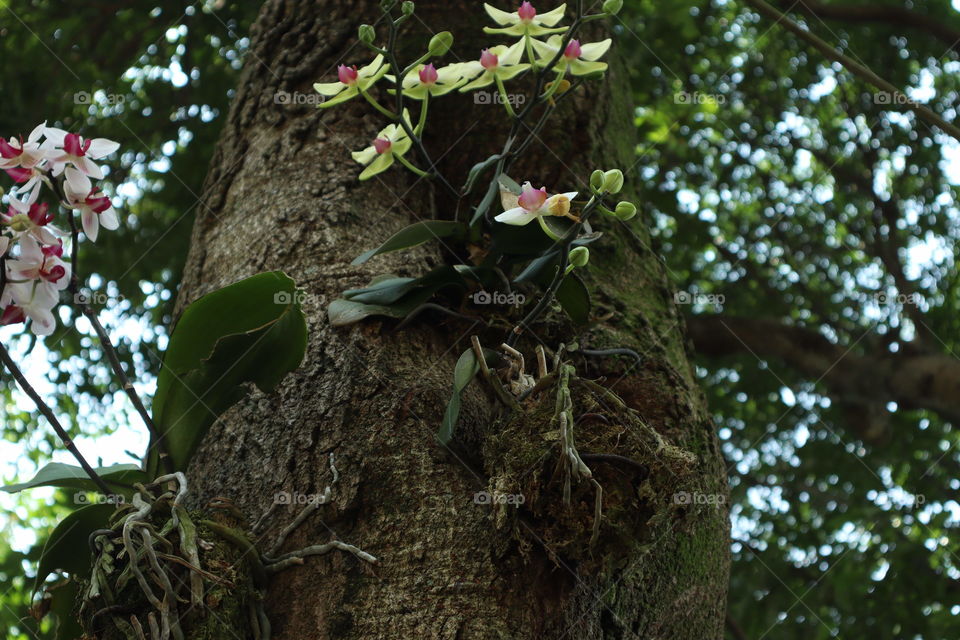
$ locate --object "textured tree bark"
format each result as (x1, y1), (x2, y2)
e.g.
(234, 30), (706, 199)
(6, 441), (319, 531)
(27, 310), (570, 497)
(175, 1), (729, 638)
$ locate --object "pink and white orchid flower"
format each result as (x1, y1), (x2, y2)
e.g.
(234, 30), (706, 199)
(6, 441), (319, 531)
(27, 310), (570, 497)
(495, 181), (579, 225)
(0, 280), (59, 336)
(63, 167), (119, 242)
(0, 122), (48, 171)
(42, 128), (119, 182)
(2, 186), (62, 245)
(6, 236), (70, 291)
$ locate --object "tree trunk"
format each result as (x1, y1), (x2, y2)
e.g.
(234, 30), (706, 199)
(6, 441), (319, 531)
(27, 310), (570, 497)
(174, 1), (730, 638)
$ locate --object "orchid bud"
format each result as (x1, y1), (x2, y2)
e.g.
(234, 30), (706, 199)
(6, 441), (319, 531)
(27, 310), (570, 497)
(590, 170), (604, 191)
(602, 169), (624, 194)
(563, 40), (582, 60)
(615, 201), (637, 220)
(480, 48), (499, 69)
(401, 1), (415, 15)
(602, 0), (623, 15)
(358, 24), (376, 44)
(338, 65), (359, 85)
(419, 63), (439, 85)
(428, 31), (454, 56)
(568, 246), (590, 268)
(518, 1), (537, 22)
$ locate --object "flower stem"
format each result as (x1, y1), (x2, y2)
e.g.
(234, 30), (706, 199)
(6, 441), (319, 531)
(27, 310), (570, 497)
(359, 87), (399, 120)
(540, 69), (567, 103)
(396, 153), (431, 178)
(494, 75), (517, 119)
(415, 95), (429, 136)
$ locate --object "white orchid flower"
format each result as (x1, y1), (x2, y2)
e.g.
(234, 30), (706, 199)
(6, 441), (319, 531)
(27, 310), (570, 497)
(495, 181), (579, 226)
(483, 2), (568, 37)
(458, 41), (530, 92)
(314, 55), (390, 109)
(64, 167), (120, 242)
(531, 37), (611, 76)
(351, 111), (415, 181)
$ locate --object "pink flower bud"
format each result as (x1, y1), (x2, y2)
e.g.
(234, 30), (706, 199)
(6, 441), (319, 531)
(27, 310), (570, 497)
(518, 1), (536, 22)
(338, 65), (359, 85)
(518, 182), (548, 212)
(480, 49), (499, 70)
(419, 63), (439, 85)
(373, 138), (392, 154)
(564, 39), (582, 60)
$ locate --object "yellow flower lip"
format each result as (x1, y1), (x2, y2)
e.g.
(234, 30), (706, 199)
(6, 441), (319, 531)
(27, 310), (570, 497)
(547, 194), (571, 217)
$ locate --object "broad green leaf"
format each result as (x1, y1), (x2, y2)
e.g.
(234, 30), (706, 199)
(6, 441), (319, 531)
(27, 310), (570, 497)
(48, 578), (82, 640)
(330, 267), (468, 327)
(149, 271), (308, 474)
(35, 504), (114, 591)
(351, 221), (465, 265)
(438, 347), (501, 445)
(514, 249), (560, 284)
(556, 274), (591, 324)
(2, 462), (144, 494)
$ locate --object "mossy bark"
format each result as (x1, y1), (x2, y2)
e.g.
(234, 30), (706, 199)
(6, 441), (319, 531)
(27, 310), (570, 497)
(174, 1), (730, 637)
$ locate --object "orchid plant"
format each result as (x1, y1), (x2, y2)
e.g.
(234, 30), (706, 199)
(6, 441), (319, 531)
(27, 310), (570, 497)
(0, 121), (310, 637)
(318, 0), (636, 443)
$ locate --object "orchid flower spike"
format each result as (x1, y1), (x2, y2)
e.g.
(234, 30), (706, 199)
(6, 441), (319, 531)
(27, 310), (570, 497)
(314, 55), (390, 109)
(531, 36), (612, 76)
(351, 110), (414, 180)
(483, 2), (568, 37)
(458, 40), (530, 92)
(495, 181), (579, 226)
(394, 63), (466, 100)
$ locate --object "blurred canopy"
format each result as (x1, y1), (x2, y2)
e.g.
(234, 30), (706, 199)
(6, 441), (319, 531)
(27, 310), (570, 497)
(1, 0), (960, 638)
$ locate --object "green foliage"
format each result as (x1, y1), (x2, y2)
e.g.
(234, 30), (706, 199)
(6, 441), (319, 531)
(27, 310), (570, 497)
(2, 462), (143, 495)
(149, 271), (308, 474)
(34, 504), (114, 591)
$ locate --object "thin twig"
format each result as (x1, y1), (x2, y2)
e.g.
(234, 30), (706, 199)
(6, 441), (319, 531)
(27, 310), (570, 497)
(744, 0), (960, 141)
(0, 342), (113, 494)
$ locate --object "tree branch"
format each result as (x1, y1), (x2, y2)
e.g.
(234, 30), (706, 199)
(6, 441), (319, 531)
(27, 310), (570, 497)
(783, 0), (960, 52)
(744, 0), (960, 142)
(686, 314), (960, 439)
